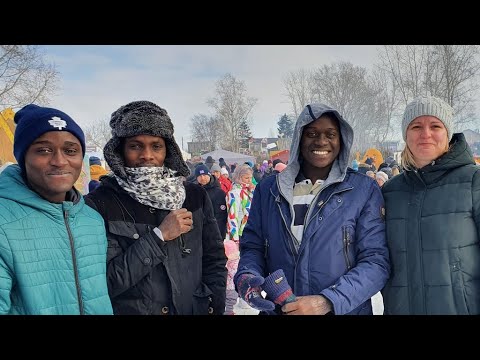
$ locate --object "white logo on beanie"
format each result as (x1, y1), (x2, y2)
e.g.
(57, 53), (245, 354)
(48, 116), (67, 130)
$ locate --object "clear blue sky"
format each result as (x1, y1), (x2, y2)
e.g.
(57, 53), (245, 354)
(41, 45), (379, 150)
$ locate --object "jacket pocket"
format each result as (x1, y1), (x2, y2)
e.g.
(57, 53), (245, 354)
(341, 225), (355, 271)
(450, 261), (470, 314)
(193, 282), (214, 315)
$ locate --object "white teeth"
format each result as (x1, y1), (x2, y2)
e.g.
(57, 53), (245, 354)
(312, 151), (328, 155)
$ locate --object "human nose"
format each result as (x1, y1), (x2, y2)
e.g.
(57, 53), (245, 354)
(419, 127), (432, 138)
(314, 133), (329, 145)
(140, 147), (154, 160)
(50, 150), (68, 167)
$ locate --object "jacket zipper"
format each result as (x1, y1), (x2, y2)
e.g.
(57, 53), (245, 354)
(342, 227), (352, 271)
(276, 200), (298, 258)
(64, 210), (84, 315)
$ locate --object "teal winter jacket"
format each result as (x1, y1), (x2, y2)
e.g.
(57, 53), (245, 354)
(0, 165), (113, 315)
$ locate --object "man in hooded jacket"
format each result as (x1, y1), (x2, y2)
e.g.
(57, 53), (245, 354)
(234, 103), (390, 315)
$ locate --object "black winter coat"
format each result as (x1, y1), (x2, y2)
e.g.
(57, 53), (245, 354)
(201, 176), (228, 240)
(85, 176), (227, 315)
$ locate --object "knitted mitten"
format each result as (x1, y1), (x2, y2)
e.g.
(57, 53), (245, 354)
(262, 269), (296, 306)
(236, 273), (275, 312)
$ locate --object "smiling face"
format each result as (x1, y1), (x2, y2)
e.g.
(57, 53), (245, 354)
(24, 131), (83, 203)
(300, 114), (341, 182)
(406, 115), (449, 168)
(123, 135), (166, 168)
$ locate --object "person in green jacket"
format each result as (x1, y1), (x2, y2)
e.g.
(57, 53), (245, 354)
(0, 104), (113, 315)
(382, 95), (480, 315)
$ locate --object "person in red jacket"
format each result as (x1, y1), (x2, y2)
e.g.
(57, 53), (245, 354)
(211, 164), (232, 194)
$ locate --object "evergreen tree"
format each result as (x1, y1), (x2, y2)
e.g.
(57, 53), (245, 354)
(238, 120), (252, 149)
(277, 113), (294, 138)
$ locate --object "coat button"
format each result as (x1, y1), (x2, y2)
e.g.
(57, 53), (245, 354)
(161, 306), (169, 314)
(143, 257), (151, 265)
(337, 198), (342, 203)
(149, 208), (156, 213)
(319, 216), (323, 221)
(208, 307), (214, 314)
(133, 233), (139, 239)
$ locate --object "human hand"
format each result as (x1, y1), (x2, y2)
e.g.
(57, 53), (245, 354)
(281, 295), (333, 315)
(158, 208), (193, 241)
(236, 274), (275, 312)
(262, 269), (296, 306)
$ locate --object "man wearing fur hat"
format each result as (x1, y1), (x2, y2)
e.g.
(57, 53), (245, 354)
(85, 100), (227, 315)
(0, 104), (113, 314)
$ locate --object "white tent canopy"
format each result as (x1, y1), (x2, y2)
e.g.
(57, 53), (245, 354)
(200, 149), (255, 166)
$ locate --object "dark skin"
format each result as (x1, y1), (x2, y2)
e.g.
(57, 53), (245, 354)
(123, 134), (192, 241)
(24, 131), (83, 203)
(282, 113), (341, 315)
(300, 114), (341, 184)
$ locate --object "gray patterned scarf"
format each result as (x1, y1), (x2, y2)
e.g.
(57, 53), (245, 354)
(115, 166), (186, 210)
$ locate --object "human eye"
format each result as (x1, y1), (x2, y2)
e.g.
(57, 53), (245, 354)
(153, 143), (164, 151)
(326, 132), (337, 139)
(64, 148), (79, 155)
(36, 147), (52, 154)
(128, 143), (142, 150)
(305, 130), (319, 138)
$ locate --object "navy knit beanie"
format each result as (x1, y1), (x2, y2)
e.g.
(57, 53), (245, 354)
(195, 164), (210, 177)
(14, 104), (86, 172)
(89, 156), (102, 166)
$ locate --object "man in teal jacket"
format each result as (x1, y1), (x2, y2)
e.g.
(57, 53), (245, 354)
(0, 104), (113, 315)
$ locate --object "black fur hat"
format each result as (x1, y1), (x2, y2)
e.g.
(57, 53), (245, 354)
(103, 100), (190, 180)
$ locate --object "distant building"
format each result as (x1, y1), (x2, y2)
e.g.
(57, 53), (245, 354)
(248, 137), (278, 155)
(187, 141), (213, 156)
(379, 140), (402, 153)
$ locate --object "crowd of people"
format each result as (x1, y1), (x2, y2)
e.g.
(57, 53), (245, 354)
(0, 94), (479, 315)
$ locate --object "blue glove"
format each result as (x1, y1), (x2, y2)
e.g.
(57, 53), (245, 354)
(262, 269), (296, 306)
(236, 273), (275, 312)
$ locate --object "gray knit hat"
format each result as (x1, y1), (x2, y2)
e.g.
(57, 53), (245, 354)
(210, 164), (222, 173)
(402, 96), (454, 141)
(103, 100), (190, 180)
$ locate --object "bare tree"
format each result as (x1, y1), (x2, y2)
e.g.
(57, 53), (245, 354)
(207, 73), (257, 153)
(307, 62), (397, 153)
(0, 45), (59, 109)
(311, 62), (371, 131)
(378, 45), (480, 130)
(84, 118), (111, 150)
(189, 114), (220, 149)
(366, 67), (400, 146)
(282, 69), (315, 119)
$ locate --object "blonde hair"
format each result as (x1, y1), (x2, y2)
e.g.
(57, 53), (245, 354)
(401, 141), (450, 171)
(232, 164), (253, 184)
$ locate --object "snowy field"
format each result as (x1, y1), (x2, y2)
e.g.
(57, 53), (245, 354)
(233, 291), (384, 315)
